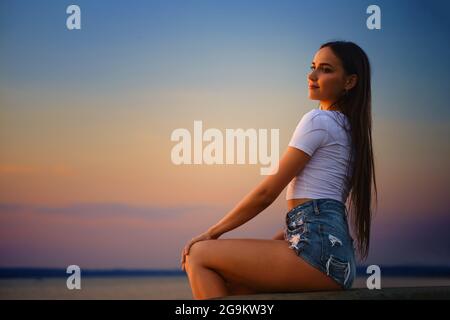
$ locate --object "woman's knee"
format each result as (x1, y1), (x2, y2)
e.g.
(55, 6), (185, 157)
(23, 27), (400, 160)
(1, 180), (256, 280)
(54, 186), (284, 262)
(186, 240), (212, 266)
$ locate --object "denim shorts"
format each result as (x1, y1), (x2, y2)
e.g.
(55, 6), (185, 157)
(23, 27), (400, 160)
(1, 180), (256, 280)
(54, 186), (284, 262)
(284, 198), (356, 289)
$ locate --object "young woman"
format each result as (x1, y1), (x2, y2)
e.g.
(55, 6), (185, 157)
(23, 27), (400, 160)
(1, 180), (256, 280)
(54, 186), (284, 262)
(180, 40), (377, 300)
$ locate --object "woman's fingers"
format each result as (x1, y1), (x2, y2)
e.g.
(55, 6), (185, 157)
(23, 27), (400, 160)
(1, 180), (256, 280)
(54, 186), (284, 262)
(180, 241), (193, 270)
(180, 248), (186, 269)
(185, 238), (197, 255)
(181, 232), (212, 271)
(181, 244), (192, 271)
(185, 242), (192, 255)
(181, 256), (186, 271)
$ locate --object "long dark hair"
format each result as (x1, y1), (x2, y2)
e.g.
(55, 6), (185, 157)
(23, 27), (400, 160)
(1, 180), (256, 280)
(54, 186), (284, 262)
(319, 40), (377, 261)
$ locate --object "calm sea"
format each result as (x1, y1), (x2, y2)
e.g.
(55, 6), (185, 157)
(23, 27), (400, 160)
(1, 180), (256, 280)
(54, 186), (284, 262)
(1, 276), (450, 299)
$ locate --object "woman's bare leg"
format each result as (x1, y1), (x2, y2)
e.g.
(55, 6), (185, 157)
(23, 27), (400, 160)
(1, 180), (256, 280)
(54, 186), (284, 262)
(184, 238), (342, 300)
(272, 228), (285, 240)
(226, 279), (258, 296)
(185, 260), (229, 299)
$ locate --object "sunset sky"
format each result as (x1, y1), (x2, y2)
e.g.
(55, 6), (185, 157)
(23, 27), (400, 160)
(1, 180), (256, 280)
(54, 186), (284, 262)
(0, 0), (449, 269)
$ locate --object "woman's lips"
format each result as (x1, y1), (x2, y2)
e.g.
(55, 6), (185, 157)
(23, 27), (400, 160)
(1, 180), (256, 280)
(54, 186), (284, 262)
(308, 85), (319, 89)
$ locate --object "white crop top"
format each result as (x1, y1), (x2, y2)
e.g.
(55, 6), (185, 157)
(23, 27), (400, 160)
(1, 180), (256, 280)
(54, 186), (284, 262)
(286, 108), (355, 204)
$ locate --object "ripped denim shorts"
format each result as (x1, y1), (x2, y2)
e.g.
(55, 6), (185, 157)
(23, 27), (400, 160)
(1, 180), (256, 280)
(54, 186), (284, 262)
(284, 198), (356, 289)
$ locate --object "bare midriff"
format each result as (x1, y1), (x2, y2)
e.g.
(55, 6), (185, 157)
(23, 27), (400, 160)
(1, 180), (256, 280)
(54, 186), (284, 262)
(287, 198), (313, 211)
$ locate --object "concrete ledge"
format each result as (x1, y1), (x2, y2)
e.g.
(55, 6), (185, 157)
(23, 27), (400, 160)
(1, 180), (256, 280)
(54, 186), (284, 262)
(213, 286), (450, 300)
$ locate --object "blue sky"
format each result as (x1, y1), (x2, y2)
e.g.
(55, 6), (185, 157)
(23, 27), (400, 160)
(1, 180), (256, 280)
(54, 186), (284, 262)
(2, 0), (449, 121)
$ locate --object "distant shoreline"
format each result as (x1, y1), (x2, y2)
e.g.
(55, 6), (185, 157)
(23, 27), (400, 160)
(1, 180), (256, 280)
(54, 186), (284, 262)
(1, 266), (450, 278)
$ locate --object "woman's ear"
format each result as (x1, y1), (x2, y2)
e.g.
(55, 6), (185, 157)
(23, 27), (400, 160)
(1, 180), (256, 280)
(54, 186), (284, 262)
(345, 74), (358, 91)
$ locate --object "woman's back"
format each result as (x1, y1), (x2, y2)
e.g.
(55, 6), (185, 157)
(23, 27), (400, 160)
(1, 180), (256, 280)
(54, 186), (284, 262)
(286, 108), (354, 204)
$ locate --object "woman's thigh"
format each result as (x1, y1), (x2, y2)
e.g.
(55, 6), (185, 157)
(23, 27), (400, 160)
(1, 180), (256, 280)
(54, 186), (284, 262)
(186, 238), (342, 293)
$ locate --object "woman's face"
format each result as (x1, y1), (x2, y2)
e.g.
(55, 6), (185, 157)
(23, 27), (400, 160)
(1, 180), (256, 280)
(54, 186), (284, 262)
(307, 46), (355, 108)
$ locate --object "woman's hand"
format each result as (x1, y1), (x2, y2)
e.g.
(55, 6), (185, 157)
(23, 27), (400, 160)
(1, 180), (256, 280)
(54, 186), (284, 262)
(180, 230), (219, 272)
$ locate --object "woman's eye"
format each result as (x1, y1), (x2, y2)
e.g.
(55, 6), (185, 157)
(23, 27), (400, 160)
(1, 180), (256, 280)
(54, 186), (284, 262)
(310, 66), (331, 73)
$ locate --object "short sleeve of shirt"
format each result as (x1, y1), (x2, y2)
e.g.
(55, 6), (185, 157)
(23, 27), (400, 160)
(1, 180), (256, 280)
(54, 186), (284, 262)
(288, 111), (329, 156)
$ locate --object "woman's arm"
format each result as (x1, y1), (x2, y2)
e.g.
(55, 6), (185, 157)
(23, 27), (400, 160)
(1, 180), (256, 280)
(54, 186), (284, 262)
(207, 186), (273, 238)
(207, 147), (311, 238)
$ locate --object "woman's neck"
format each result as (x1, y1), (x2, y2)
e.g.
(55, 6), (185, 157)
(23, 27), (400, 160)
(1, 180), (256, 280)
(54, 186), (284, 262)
(319, 104), (341, 112)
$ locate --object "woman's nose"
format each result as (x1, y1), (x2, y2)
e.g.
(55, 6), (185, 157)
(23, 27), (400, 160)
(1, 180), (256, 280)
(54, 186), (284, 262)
(308, 70), (317, 81)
